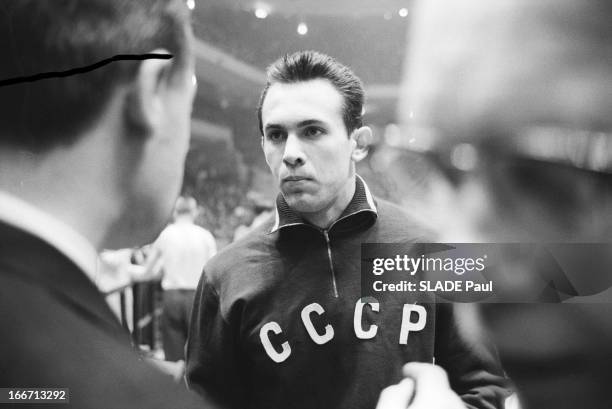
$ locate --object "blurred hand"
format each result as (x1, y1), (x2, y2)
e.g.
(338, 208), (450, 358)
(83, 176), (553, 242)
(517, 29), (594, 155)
(147, 358), (185, 384)
(376, 378), (415, 409)
(376, 363), (464, 409)
(130, 247), (164, 282)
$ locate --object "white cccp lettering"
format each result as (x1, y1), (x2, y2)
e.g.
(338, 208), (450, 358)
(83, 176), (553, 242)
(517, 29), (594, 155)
(301, 302), (335, 345)
(259, 322), (291, 363)
(354, 299), (379, 339)
(399, 304), (427, 344)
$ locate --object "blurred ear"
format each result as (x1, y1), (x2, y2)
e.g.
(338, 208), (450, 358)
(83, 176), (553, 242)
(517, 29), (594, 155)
(351, 126), (372, 162)
(124, 49), (175, 138)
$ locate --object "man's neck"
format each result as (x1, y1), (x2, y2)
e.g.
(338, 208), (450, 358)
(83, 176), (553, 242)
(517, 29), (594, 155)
(0, 143), (117, 251)
(301, 175), (356, 230)
(175, 215), (194, 224)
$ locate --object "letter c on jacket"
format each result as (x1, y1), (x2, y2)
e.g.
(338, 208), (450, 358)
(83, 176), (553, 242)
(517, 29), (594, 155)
(354, 298), (379, 339)
(260, 322), (291, 363)
(301, 303), (334, 345)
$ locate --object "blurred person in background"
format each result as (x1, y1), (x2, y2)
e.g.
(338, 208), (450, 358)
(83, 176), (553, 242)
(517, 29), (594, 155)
(231, 205), (256, 241)
(232, 196), (274, 242)
(98, 245), (164, 347)
(129, 245), (165, 351)
(380, 0), (612, 408)
(154, 196), (217, 361)
(186, 50), (510, 409)
(0, 1), (211, 407)
(98, 246), (164, 294)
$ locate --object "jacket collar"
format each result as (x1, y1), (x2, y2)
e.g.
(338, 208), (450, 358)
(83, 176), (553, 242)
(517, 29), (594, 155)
(270, 175), (378, 233)
(0, 190), (98, 284)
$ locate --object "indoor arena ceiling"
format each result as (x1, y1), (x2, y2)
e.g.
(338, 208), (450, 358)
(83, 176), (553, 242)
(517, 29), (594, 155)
(200, 0), (414, 17)
(191, 0), (412, 121)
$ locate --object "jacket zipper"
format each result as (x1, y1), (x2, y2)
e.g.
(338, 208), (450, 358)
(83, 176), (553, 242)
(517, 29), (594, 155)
(285, 209), (375, 299)
(322, 230), (339, 298)
(322, 208), (375, 299)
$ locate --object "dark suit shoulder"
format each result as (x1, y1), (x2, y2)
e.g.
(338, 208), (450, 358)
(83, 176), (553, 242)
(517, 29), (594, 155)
(0, 263), (207, 409)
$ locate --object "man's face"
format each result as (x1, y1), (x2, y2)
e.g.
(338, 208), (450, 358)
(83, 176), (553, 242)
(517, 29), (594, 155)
(261, 79), (356, 214)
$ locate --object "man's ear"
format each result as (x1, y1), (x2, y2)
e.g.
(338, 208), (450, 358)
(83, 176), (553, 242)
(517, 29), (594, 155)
(124, 49), (174, 138)
(350, 126), (372, 162)
(261, 135), (274, 169)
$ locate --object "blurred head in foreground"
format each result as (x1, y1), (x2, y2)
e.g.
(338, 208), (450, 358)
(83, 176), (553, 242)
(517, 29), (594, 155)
(401, 0), (612, 243)
(400, 0), (612, 408)
(0, 0), (197, 249)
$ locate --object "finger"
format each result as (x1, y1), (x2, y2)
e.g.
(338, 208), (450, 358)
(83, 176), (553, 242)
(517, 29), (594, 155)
(145, 247), (162, 267)
(376, 378), (415, 409)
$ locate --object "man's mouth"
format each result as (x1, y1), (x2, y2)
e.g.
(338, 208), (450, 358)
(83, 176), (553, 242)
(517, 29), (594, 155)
(282, 176), (310, 182)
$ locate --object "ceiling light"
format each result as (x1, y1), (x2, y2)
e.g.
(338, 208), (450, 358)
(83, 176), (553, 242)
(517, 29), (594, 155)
(450, 143), (478, 171)
(398, 8), (408, 18)
(186, 0), (195, 10)
(297, 22), (308, 36)
(255, 8), (268, 19)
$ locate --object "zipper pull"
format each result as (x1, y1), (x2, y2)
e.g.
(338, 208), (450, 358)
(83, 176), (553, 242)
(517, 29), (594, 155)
(323, 230), (339, 298)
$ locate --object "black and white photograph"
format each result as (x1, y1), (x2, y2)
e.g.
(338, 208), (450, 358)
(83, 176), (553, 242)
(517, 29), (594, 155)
(1, 0), (611, 408)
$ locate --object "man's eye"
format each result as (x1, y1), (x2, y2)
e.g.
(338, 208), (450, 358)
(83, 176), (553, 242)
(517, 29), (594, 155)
(303, 127), (323, 138)
(267, 131), (286, 142)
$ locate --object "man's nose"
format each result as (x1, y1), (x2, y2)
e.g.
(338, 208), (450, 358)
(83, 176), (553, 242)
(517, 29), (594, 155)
(282, 133), (305, 168)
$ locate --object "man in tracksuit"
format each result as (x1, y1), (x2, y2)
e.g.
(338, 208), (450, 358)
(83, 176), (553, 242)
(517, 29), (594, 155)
(186, 50), (510, 409)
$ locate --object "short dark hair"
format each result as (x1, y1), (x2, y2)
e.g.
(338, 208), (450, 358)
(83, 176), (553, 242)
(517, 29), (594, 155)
(257, 50), (365, 136)
(0, 0), (191, 151)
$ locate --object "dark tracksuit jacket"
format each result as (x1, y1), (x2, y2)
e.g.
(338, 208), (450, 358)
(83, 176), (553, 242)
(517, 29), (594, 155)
(186, 176), (510, 409)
